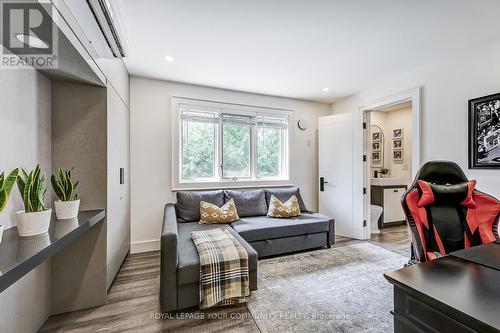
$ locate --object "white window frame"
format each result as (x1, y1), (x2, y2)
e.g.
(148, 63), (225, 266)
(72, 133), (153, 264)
(172, 97), (293, 190)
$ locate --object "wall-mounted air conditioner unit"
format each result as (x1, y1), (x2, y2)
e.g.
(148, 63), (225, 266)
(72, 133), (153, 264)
(85, 0), (128, 58)
(62, 0), (128, 59)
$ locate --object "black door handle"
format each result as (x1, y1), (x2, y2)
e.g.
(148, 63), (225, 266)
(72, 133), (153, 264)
(320, 177), (328, 191)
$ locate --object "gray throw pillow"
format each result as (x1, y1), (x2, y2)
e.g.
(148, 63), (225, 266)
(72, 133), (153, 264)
(176, 190), (225, 222)
(224, 189), (268, 217)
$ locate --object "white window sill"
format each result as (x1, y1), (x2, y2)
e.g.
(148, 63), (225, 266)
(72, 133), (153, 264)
(172, 182), (295, 192)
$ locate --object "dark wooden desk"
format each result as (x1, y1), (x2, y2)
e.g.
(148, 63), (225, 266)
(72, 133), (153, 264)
(384, 244), (500, 333)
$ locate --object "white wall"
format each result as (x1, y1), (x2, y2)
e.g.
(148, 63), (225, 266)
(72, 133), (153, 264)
(370, 107), (413, 185)
(0, 69), (51, 229)
(331, 42), (500, 199)
(130, 77), (330, 252)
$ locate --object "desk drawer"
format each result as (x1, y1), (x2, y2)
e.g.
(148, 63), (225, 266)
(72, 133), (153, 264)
(394, 288), (477, 333)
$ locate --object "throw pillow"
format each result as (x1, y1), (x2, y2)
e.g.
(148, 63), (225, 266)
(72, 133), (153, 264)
(267, 195), (301, 218)
(199, 198), (240, 224)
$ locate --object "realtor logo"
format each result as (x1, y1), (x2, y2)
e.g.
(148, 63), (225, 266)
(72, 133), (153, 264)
(0, 0), (58, 69)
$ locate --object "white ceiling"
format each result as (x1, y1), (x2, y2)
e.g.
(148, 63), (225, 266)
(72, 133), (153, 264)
(116, 0), (500, 103)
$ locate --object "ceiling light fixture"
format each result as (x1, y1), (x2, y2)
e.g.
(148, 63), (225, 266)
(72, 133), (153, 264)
(15, 34), (49, 49)
(322, 87), (330, 92)
(164, 55), (175, 62)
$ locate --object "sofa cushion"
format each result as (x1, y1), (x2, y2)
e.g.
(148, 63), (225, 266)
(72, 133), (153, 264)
(224, 189), (267, 217)
(230, 213), (331, 242)
(265, 187), (307, 212)
(176, 190), (225, 222)
(177, 222), (258, 285)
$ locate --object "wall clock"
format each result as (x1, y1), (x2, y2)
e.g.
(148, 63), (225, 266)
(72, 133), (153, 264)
(297, 119), (308, 131)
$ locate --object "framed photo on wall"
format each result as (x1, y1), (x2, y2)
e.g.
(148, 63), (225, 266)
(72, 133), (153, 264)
(392, 138), (403, 149)
(372, 151), (381, 163)
(393, 149), (403, 161)
(393, 128), (403, 138)
(469, 93), (500, 169)
(372, 132), (381, 142)
(372, 142), (380, 151)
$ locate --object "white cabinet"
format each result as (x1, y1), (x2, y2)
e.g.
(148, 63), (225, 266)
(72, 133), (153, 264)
(106, 86), (130, 289)
(382, 188), (406, 223)
(371, 184), (407, 228)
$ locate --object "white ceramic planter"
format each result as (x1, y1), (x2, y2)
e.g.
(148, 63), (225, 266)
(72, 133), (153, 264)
(54, 199), (80, 219)
(0, 225), (4, 244)
(16, 209), (52, 237)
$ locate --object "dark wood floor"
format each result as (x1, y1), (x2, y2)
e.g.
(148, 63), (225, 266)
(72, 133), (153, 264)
(39, 225), (410, 332)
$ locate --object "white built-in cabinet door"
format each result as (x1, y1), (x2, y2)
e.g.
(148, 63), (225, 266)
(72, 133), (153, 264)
(383, 188), (405, 223)
(106, 86), (130, 288)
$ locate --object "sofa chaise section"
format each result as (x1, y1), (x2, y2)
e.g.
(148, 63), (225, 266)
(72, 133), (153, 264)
(160, 202), (258, 313)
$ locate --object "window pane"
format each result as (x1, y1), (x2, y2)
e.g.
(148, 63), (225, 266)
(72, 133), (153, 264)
(257, 127), (281, 177)
(181, 120), (215, 179)
(222, 123), (251, 178)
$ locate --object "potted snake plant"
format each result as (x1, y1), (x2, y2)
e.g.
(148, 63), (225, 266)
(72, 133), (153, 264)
(16, 165), (52, 237)
(0, 168), (19, 243)
(51, 168), (79, 219)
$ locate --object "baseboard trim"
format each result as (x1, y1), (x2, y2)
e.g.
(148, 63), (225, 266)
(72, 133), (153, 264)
(131, 239), (160, 253)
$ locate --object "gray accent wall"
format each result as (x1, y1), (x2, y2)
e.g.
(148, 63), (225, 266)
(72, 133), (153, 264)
(0, 69), (52, 332)
(51, 81), (107, 210)
(0, 69), (52, 229)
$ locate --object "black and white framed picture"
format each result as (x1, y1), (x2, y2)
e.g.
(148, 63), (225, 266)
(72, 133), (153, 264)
(372, 151), (381, 163)
(393, 128), (403, 138)
(372, 142), (380, 151)
(469, 93), (500, 168)
(393, 150), (403, 161)
(372, 132), (381, 142)
(392, 138), (403, 149)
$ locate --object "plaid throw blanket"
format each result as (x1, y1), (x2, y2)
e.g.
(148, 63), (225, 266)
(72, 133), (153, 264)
(191, 228), (250, 309)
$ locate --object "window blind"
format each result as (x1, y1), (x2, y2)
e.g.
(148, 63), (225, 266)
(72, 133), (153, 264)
(179, 104), (219, 124)
(221, 113), (256, 126)
(256, 115), (289, 129)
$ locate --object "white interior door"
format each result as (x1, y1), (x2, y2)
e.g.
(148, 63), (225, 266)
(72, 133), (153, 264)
(319, 111), (367, 239)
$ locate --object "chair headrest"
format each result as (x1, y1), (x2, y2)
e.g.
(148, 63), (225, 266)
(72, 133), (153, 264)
(417, 179), (476, 208)
(413, 160), (468, 185)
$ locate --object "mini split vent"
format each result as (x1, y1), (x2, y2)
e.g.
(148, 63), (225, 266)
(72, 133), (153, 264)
(86, 0), (127, 57)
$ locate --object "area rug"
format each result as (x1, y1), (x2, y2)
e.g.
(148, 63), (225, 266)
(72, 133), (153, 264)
(246, 242), (408, 333)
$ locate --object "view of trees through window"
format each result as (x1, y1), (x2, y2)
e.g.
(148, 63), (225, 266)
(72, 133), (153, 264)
(181, 121), (215, 179)
(257, 127), (281, 177)
(180, 105), (288, 182)
(222, 124), (251, 177)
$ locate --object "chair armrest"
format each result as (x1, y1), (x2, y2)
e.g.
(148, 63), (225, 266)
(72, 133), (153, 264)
(160, 203), (179, 312)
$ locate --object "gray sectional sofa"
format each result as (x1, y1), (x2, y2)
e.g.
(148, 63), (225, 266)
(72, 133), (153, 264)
(160, 187), (335, 312)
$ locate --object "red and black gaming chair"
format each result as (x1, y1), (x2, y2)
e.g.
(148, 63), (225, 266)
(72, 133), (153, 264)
(402, 160), (500, 263)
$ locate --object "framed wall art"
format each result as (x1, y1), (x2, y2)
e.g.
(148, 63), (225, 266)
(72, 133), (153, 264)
(469, 93), (500, 168)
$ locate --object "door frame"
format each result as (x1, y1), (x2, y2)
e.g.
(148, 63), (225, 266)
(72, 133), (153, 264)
(359, 87), (421, 239)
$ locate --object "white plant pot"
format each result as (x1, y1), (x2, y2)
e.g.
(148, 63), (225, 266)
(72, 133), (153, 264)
(54, 199), (80, 219)
(0, 225), (4, 244)
(16, 209), (52, 237)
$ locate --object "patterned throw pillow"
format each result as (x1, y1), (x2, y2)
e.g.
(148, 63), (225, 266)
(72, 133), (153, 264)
(199, 199), (240, 224)
(267, 195), (301, 218)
